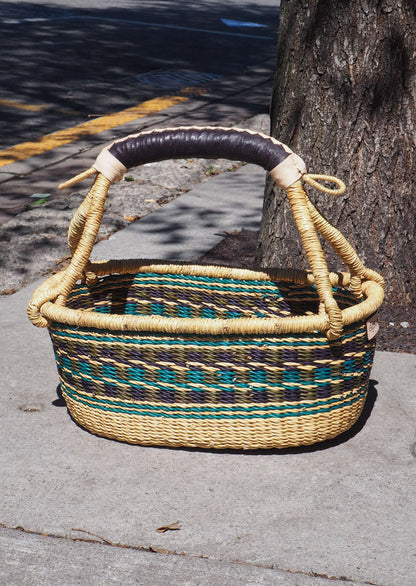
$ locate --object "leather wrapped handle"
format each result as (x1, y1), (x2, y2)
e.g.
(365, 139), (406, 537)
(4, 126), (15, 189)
(93, 126), (307, 189)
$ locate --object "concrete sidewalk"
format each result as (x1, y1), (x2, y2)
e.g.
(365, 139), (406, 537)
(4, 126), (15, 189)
(1, 164), (415, 585)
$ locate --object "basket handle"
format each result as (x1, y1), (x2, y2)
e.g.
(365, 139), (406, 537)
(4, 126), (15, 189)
(90, 126), (307, 190)
(41, 127), (383, 339)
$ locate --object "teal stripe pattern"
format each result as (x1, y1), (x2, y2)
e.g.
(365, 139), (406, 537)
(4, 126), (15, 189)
(49, 275), (375, 405)
(44, 273), (375, 448)
(48, 271), (376, 436)
(66, 272), (357, 321)
(60, 379), (367, 420)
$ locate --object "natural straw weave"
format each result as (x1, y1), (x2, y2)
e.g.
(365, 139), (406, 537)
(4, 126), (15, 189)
(28, 127), (384, 449)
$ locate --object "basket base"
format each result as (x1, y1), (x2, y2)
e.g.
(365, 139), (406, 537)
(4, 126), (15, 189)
(62, 387), (367, 450)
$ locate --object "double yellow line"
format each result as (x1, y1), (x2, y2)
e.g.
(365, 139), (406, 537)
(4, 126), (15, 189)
(0, 93), (194, 168)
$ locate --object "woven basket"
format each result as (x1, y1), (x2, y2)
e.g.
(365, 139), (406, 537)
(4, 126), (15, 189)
(28, 127), (384, 449)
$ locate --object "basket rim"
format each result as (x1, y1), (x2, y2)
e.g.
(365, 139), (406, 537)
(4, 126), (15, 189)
(31, 261), (384, 336)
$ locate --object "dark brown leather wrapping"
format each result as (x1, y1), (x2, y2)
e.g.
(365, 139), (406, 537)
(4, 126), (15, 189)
(108, 128), (291, 171)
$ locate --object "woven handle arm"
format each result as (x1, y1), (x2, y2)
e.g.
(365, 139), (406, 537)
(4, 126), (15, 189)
(42, 127), (379, 339)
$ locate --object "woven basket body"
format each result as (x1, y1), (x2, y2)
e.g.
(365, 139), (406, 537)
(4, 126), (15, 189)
(49, 271), (375, 449)
(27, 127), (384, 449)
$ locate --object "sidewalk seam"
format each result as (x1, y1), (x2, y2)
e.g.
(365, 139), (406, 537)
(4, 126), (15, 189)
(0, 523), (380, 585)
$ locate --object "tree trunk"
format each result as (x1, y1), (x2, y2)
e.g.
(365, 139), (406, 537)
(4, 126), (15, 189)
(256, 0), (416, 307)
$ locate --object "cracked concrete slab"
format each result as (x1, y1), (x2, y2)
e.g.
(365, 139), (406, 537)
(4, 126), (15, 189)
(0, 527), (368, 586)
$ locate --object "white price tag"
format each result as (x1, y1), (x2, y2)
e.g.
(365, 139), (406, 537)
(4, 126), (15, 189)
(366, 314), (379, 340)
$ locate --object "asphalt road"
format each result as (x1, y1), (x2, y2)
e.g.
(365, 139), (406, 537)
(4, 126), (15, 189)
(0, 0), (279, 150)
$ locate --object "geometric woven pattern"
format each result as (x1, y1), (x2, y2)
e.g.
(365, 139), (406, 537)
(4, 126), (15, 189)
(48, 272), (376, 447)
(50, 322), (375, 406)
(66, 271), (359, 321)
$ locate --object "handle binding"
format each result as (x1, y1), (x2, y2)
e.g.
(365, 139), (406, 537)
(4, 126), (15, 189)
(93, 126), (307, 189)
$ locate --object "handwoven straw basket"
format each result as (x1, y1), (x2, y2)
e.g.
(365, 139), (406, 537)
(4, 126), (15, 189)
(28, 127), (384, 449)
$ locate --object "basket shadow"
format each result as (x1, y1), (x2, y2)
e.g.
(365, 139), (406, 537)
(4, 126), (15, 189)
(52, 385), (66, 407)
(52, 380), (378, 454)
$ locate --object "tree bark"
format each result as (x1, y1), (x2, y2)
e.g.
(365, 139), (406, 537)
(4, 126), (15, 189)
(256, 0), (416, 307)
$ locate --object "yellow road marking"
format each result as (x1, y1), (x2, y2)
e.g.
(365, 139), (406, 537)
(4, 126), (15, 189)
(0, 94), (192, 167)
(0, 99), (49, 112)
